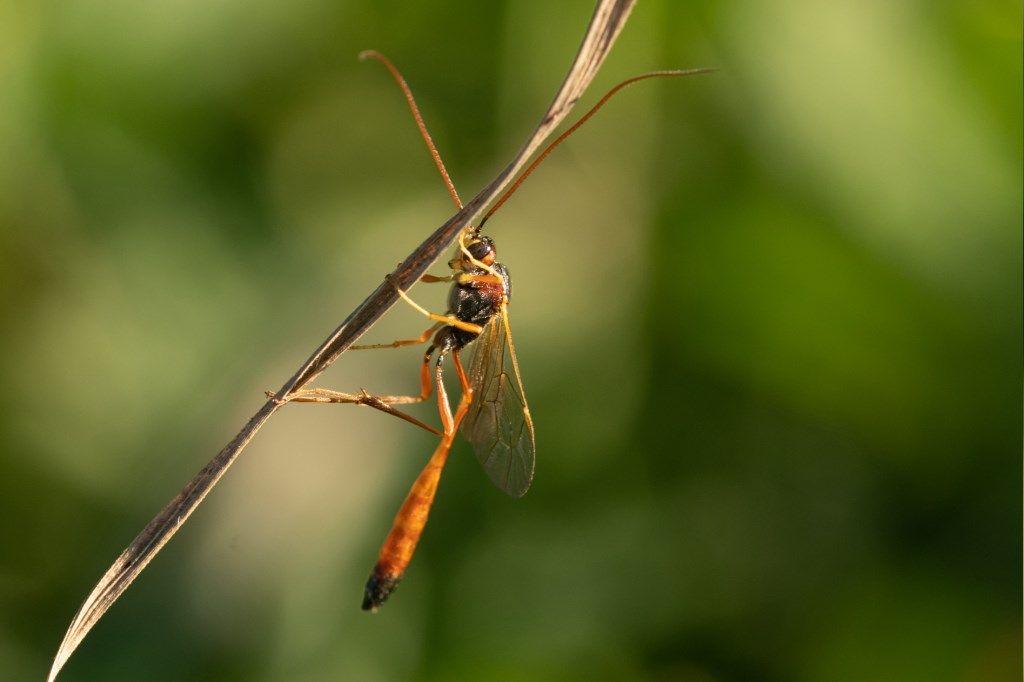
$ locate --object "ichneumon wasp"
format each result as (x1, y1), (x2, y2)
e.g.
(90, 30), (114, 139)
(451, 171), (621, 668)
(278, 51), (712, 610)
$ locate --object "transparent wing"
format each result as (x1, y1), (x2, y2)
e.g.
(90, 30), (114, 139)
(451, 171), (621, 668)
(461, 305), (535, 498)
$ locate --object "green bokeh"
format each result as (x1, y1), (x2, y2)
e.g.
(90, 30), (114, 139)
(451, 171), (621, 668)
(1, 1), (1019, 680)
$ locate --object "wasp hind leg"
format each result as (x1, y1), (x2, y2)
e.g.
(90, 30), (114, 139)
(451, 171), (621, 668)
(272, 343), (441, 436)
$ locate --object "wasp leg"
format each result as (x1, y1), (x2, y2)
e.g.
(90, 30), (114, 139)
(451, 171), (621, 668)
(350, 322), (441, 350)
(385, 275), (483, 335)
(270, 345), (439, 435)
(269, 388), (441, 436)
(452, 349), (472, 394)
(288, 347), (433, 404)
(419, 274), (455, 283)
(419, 272), (466, 283)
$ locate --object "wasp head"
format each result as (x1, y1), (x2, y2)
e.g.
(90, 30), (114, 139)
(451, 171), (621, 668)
(450, 232), (496, 271)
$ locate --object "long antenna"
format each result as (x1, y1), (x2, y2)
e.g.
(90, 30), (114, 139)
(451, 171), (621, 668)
(360, 50), (464, 210)
(479, 67), (715, 228)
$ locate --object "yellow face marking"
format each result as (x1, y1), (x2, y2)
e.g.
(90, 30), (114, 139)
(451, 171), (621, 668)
(457, 228), (499, 277)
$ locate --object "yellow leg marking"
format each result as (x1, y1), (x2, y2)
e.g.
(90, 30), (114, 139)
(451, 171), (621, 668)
(428, 314), (482, 335)
(457, 228), (499, 277)
(392, 280), (483, 335)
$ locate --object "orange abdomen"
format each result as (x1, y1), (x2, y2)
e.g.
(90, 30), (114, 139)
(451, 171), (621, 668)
(362, 435), (453, 611)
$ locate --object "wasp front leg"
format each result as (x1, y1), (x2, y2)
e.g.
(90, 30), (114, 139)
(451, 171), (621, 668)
(384, 275), (484, 335)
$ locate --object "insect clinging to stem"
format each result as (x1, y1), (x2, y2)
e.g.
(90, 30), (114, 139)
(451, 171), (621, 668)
(278, 50), (714, 611)
(46, 27), (714, 679)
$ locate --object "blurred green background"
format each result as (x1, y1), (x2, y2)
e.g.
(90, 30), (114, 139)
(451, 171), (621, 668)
(1, 0), (1020, 680)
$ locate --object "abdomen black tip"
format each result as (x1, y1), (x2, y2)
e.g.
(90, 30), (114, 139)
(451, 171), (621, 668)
(362, 572), (401, 612)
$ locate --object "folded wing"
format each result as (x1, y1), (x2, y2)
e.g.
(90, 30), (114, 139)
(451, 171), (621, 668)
(461, 307), (535, 498)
